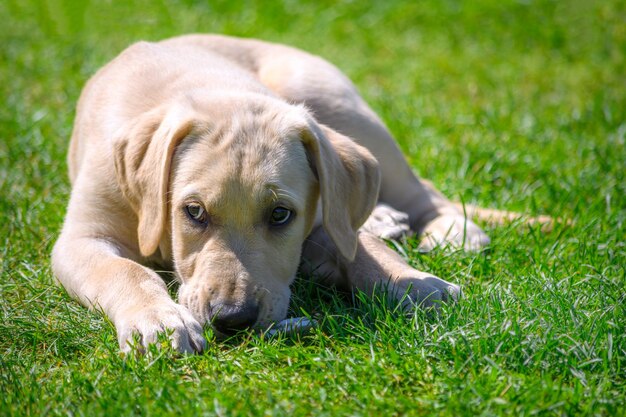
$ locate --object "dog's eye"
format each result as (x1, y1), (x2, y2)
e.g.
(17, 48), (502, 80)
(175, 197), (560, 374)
(269, 207), (293, 226)
(185, 203), (208, 224)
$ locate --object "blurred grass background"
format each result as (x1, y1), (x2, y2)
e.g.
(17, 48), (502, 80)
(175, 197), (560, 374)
(1, 0), (625, 416)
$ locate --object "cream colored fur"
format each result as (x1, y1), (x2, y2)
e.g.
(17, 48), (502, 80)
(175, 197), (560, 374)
(53, 34), (495, 353)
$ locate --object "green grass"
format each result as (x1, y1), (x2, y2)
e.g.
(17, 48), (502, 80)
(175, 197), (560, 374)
(1, 0), (625, 415)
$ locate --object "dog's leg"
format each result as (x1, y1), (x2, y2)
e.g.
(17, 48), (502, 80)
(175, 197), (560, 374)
(302, 223), (460, 308)
(257, 51), (490, 251)
(51, 234), (206, 354)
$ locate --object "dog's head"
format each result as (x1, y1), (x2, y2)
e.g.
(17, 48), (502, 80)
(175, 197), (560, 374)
(113, 93), (380, 335)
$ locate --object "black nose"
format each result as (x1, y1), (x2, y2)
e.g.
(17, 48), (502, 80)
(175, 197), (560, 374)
(209, 302), (259, 335)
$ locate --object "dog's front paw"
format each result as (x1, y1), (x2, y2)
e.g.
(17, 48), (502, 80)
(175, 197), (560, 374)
(419, 213), (490, 252)
(392, 271), (461, 309)
(116, 302), (206, 354)
(361, 204), (411, 240)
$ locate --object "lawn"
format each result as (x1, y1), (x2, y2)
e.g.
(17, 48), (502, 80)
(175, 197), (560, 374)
(1, 0), (625, 415)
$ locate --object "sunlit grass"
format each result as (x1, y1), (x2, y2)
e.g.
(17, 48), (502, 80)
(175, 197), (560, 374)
(1, 0), (624, 415)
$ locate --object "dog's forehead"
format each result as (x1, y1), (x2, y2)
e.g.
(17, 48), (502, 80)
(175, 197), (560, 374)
(218, 135), (310, 193)
(173, 124), (314, 209)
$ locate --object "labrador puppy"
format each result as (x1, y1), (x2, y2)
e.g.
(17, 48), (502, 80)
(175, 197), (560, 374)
(52, 34), (493, 353)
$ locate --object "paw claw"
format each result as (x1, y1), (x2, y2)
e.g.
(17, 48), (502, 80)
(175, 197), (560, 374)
(362, 204), (412, 240)
(116, 302), (206, 354)
(392, 271), (461, 310)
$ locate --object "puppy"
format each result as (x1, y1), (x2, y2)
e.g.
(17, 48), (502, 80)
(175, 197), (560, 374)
(53, 34), (493, 353)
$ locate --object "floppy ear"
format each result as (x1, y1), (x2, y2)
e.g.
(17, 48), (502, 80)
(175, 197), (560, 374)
(301, 122), (381, 261)
(113, 104), (194, 257)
